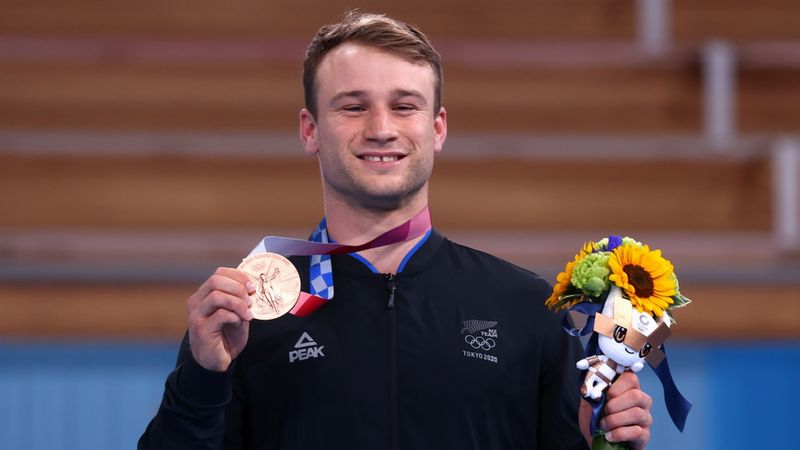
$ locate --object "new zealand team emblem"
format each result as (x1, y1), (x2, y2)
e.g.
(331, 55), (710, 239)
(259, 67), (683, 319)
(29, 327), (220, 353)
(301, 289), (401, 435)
(461, 319), (499, 364)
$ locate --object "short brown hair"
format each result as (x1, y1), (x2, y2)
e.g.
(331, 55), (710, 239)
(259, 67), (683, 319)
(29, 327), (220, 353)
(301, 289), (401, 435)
(302, 10), (443, 118)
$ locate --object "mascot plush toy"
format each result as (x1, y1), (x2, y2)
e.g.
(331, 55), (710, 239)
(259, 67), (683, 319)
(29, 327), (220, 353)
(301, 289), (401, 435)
(577, 285), (672, 400)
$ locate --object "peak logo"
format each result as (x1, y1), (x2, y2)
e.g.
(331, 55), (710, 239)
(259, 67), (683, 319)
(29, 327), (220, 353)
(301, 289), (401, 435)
(288, 332), (325, 363)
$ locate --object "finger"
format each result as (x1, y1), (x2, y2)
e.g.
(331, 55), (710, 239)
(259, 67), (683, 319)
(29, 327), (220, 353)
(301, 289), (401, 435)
(607, 371), (641, 398)
(192, 271), (255, 309)
(221, 317), (250, 347)
(600, 406), (652, 431)
(207, 308), (250, 331)
(194, 290), (253, 321)
(605, 425), (650, 450)
(605, 387), (653, 416)
(192, 309), (246, 337)
(215, 267), (254, 292)
(192, 268), (256, 303)
(188, 308), (250, 372)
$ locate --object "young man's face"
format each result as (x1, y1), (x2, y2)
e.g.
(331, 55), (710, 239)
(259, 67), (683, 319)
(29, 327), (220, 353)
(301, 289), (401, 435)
(300, 42), (447, 211)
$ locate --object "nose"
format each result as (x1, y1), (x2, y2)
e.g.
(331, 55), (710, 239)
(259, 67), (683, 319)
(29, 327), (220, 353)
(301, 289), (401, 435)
(364, 107), (397, 145)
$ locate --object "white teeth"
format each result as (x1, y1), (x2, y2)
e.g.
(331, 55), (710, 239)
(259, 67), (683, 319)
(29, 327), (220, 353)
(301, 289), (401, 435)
(362, 155), (399, 162)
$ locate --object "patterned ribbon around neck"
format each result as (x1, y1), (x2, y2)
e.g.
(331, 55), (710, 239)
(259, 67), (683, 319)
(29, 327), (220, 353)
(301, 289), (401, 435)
(246, 207), (431, 317)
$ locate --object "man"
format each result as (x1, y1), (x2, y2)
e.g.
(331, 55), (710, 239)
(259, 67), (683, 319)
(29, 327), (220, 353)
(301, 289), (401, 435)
(139, 11), (652, 449)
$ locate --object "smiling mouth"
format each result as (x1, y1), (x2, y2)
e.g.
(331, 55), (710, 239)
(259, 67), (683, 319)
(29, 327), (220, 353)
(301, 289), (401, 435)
(624, 348), (635, 354)
(360, 155), (403, 162)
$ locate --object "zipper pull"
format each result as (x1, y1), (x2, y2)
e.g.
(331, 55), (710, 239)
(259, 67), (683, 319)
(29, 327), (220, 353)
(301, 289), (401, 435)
(385, 274), (396, 308)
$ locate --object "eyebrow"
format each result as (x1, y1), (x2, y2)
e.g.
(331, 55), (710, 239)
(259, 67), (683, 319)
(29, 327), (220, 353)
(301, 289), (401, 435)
(393, 89), (428, 104)
(330, 90), (367, 105)
(329, 89), (428, 106)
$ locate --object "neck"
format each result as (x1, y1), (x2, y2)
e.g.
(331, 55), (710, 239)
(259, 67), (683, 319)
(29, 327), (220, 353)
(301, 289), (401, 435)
(323, 193), (430, 274)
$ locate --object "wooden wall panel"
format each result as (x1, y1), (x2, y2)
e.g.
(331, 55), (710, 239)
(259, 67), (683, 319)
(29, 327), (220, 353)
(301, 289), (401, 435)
(674, 0), (800, 42)
(2, 59), (794, 134)
(6, 0), (800, 43)
(0, 62), (303, 131)
(445, 66), (701, 133)
(740, 68), (800, 133)
(0, 155), (323, 229)
(0, 283), (189, 339)
(672, 282), (800, 339)
(0, 154), (772, 231)
(430, 157), (772, 231)
(0, 61), (703, 133)
(0, 0), (635, 39)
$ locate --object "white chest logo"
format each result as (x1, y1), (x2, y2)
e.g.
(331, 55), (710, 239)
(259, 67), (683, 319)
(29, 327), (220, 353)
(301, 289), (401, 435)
(461, 320), (499, 364)
(288, 332), (325, 363)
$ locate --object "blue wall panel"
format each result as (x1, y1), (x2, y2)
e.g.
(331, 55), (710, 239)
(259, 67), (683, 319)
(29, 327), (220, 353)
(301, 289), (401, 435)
(0, 343), (176, 450)
(1, 340), (798, 450)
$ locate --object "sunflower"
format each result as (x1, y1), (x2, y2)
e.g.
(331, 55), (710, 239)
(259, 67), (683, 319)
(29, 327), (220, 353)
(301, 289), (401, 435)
(608, 244), (676, 317)
(545, 242), (594, 311)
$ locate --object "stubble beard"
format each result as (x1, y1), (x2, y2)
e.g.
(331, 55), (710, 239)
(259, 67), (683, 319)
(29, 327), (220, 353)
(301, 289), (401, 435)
(321, 157), (432, 213)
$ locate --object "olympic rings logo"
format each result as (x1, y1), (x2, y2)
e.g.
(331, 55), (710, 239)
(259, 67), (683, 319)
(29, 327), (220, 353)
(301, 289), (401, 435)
(464, 335), (495, 351)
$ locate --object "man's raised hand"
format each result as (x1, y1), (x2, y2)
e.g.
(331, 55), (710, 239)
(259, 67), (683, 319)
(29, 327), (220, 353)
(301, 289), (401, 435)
(187, 267), (255, 372)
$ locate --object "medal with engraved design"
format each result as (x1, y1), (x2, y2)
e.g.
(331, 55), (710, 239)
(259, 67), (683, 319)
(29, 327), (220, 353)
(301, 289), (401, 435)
(237, 253), (300, 320)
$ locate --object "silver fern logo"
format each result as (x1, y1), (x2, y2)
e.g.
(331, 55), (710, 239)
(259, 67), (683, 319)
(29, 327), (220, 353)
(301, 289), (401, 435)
(461, 319), (499, 364)
(460, 320), (498, 335)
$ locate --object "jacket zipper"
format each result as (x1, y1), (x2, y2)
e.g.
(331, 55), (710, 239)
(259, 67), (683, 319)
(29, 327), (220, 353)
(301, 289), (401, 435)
(385, 274), (396, 308)
(384, 273), (398, 450)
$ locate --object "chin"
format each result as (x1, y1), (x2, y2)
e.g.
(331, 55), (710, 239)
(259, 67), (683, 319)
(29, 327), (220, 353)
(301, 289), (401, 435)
(354, 193), (411, 211)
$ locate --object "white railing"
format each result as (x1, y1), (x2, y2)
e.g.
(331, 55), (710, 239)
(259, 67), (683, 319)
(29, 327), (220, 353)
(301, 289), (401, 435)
(773, 139), (800, 252)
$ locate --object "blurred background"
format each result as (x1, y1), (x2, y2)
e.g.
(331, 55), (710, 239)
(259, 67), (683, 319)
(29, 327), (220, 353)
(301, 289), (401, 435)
(1, 0), (799, 448)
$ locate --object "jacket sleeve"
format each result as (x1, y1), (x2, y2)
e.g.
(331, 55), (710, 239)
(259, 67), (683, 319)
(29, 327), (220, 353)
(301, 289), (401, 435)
(537, 311), (591, 450)
(138, 335), (236, 450)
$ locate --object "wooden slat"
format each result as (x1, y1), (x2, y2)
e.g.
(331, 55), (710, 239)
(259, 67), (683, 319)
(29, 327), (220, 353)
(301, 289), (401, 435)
(0, 282), (190, 339)
(0, 0), (635, 39)
(430, 156), (772, 231)
(672, 282), (800, 339)
(674, 0), (800, 42)
(5, 0), (800, 43)
(445, 66), (701, 133)
(1, 46), (796, 134)
(0, 62), (303, 131)
(740, 68), (800, 132)
(0, 61), (702, 133)
(1, 280), (797, 339)
(0, 154), (772, 231)
(0, 154), (323, 229)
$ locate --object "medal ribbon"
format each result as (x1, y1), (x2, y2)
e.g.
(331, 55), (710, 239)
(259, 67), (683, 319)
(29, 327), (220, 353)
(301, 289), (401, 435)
(247, 207), (432, 317)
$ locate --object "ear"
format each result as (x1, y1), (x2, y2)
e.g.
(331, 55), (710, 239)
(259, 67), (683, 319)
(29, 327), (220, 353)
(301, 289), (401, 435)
(299, 108), (319, 156)
(433, 106), (447, 154)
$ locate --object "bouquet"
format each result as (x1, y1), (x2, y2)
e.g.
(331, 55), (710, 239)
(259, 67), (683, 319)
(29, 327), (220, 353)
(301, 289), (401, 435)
(545, 235), (692, 449)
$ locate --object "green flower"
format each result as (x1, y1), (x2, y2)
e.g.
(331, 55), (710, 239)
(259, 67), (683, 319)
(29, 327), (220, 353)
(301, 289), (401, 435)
(622, 236), (642, 247)
(570, 252), (611, 297)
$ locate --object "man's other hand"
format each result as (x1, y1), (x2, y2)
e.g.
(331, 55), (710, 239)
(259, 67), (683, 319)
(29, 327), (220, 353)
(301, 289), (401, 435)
(599, 371), (653, 450)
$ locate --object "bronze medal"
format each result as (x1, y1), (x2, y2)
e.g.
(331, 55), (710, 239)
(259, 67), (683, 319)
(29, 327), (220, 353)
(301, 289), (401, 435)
(237, 253), (300, 320)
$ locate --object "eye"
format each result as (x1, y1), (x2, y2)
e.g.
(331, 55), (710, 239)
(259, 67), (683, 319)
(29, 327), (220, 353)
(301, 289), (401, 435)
(639, 343), (652, 358)
(613, 326), (627, 343)
(393, 104), (418, 114)
(341, 105), (366, 113)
